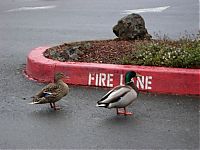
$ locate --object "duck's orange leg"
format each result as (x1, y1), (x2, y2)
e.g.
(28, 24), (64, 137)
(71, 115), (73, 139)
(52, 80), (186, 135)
(123, 107), (133, 115)
(116, 108), (133, 115)
(116, 108), (125, 115)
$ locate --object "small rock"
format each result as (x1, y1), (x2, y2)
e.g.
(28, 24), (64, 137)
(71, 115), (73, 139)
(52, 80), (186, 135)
(61, 46), (84, 61)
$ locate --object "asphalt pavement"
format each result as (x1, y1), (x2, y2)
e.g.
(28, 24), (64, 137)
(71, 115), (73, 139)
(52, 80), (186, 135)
(0, 0), (199, 149)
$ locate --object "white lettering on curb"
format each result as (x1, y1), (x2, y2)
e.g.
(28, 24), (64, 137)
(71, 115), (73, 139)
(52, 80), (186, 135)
(88, 73), (152, 90)
(88, 73), (114, 87)
(88, 73), (94, 86)
(137, 76), (145, 89)
(95, 74), (98, 86)
(136, 76), (152, 89)
(107, 74), (114, 87)
(99, 73), (106, 86)
(120, 74), (124, 85)
(145, 76), (152, 89)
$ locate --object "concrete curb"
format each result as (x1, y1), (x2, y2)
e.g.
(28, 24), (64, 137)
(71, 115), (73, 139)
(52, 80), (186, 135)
(25, 47), (200, 95)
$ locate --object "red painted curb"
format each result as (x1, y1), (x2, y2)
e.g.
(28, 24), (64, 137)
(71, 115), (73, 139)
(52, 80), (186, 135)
(25, 47), (200, 95)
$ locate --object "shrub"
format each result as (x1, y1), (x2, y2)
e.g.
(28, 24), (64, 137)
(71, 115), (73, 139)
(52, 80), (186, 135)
(121, 32), (200, 68)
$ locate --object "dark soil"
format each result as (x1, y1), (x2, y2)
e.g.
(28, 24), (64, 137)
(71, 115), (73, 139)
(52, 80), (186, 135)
(44, 38), (151, 64)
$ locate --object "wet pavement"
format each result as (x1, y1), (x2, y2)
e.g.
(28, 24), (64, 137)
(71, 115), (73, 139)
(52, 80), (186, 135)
(0, 75), (199, 149)
(0, 67), (199, 149)
(0, 0), (199, 149)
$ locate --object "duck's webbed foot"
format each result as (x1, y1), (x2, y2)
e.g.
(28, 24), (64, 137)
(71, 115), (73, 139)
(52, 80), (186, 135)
(116, 108), (133, 116)
(52, 102), (61, 111)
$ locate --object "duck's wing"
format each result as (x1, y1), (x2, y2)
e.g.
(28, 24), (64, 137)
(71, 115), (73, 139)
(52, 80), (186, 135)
(98, 85), (131, 104)
(99, 85), (125, 101)
(42, 83), (59, 92)
(34, 83), (58, 98)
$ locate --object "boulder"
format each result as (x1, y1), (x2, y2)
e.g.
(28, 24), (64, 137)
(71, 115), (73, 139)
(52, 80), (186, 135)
(113, 13), (152, 40)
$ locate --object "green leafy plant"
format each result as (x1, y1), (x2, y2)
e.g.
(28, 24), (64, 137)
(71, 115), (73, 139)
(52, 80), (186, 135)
(121, 32), (200, 68)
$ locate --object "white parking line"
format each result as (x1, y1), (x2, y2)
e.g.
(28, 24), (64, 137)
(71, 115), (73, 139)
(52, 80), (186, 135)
(122, 6), (170, 14)
(5, 5), (56, 12)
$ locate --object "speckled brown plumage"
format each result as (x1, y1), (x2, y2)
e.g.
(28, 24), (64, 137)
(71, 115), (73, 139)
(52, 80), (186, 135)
(31, 72), (69, 110)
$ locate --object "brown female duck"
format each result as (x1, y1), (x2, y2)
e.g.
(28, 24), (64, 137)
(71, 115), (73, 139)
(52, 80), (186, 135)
(30, 72), (69, 110)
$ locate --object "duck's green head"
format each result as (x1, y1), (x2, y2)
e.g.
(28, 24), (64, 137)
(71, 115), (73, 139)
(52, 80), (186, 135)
(125, 71), (141, 83)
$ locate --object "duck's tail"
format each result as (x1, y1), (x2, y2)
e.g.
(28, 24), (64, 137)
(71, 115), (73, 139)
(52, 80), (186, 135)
(28, 101), (40, 104)
(96, 103), (109, 108)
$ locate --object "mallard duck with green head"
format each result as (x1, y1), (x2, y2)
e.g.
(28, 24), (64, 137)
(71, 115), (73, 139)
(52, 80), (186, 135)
(30, 72), (69, 110)
(96, 71), (141, 116)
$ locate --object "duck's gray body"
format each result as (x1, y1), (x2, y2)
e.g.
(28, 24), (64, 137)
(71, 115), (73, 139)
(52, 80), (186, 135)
(97, 81), (139, 109)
